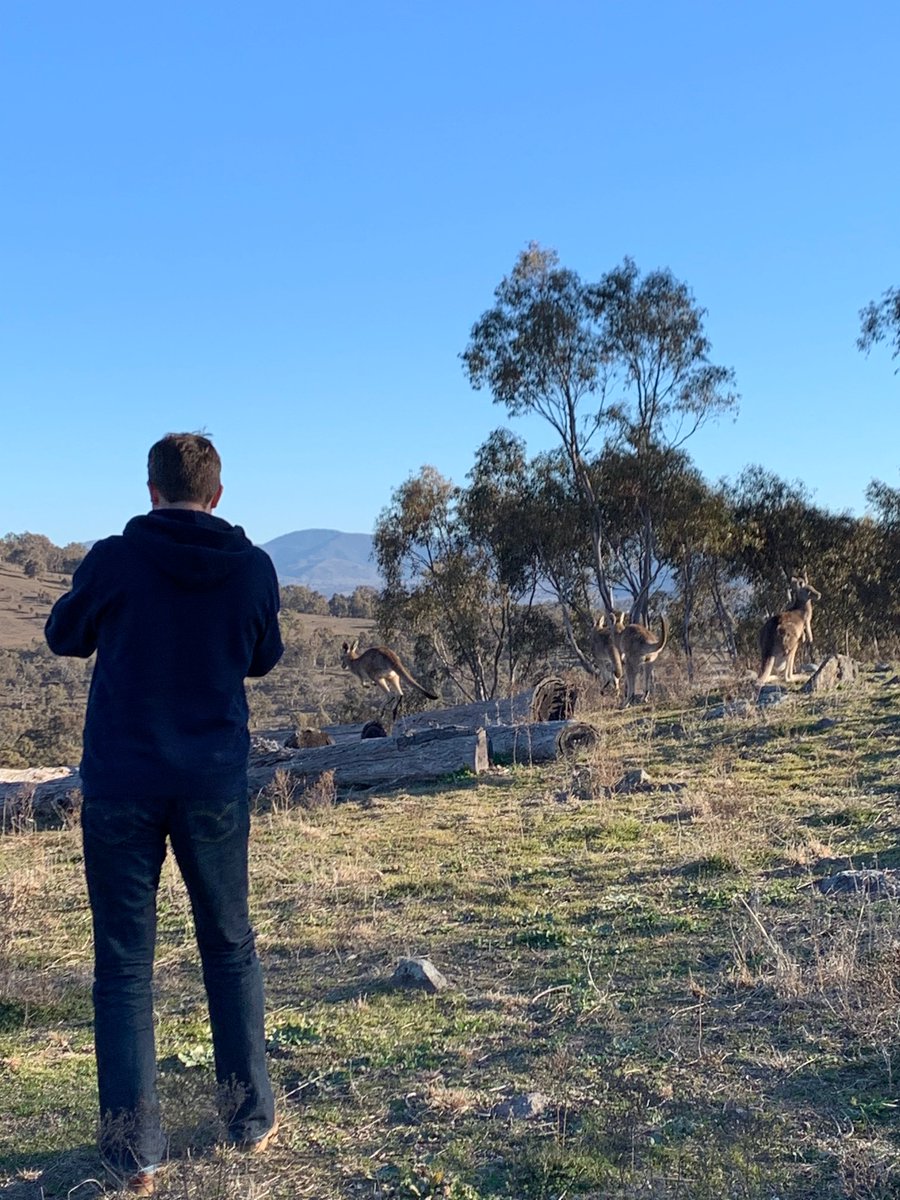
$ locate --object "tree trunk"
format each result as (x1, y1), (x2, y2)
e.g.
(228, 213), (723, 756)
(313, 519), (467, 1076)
(487, 721), (599, 763)
(392, 676), (578, 735)
(248, 727), (489, 792)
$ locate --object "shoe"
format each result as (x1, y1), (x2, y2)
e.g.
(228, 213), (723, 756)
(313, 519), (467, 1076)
(102, 1162), (164, 1196)
(233, 1118), (279, 1154)
(126, 1171), (158, 1196)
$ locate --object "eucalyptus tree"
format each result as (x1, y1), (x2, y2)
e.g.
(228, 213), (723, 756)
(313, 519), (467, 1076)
(461, 244), (739, 639)
(859, 286), (900, 366)
(374, 461), (559, 702)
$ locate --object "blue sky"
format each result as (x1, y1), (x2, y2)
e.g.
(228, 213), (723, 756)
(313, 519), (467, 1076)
(1, 0), (897, 548)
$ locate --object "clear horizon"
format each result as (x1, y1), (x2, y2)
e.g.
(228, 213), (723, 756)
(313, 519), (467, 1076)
(1, 1), (897, 549)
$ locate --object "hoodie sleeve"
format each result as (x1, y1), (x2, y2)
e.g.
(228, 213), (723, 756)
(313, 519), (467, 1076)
(45, 543), (109, 658)
(247, 554), (284, 678)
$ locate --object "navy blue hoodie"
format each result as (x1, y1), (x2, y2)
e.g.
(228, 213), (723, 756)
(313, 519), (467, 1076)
(45, 509), (283, 799)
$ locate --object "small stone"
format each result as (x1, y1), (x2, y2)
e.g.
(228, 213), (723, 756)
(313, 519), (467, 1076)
(704, 698), (753, 719)
(810, 717), (837, 732)
(757, 686), (789, 708)
(614, 769), (654, 793)
(390, 957), (449, 994)
(492, 1091), (551, 1120)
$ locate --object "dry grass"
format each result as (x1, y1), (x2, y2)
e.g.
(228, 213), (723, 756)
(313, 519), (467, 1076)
(0, 565), (69, 650)
(0, 666), (898, 1197)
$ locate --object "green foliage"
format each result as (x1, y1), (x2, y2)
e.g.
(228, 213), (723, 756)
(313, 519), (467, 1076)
(374, 463), (562, 701)
(280, 583), (329, 614)
(858, 284), (900, 364)
(461, 244), (739, 633)
(374, 1163), (484, 1200)
(1, 531), (84, 574)
(175, 1040), (215, 1069)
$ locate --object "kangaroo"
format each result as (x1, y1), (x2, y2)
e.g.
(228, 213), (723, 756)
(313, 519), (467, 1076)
(620, 615), (668, 704)
(340, 640), (437, 718)
(757, 576), (822, 685)
(590, 611), (625, 695)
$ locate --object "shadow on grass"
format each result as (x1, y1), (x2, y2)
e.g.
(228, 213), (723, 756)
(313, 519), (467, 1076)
(0, 1144), (98, 1199)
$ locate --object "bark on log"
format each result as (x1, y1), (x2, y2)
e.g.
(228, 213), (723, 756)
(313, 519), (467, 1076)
(392, 676), (578, 736)
(487, 721), (599, 764)
(5, 709), (594, 828)
(247, 727), (489, 792)
(0, 768), (81, 828)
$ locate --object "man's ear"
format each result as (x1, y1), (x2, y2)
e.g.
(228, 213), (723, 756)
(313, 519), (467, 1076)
(209, 484), (223, 511)
(148, 482), (163, 508)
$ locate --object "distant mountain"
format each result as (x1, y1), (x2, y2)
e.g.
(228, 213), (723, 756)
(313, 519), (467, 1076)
(260, 529), (380, 596)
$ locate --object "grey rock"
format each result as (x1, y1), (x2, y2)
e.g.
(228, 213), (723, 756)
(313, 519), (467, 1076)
(613, 769), (685, 795)
(615, 768), (654, 792)
(874, 662), (892, 673)
(816, 870), (900, 898)
(809, 717), (837, 732)
(756, 686), (790, 708)
(492, 1091), (551, 1120)
(704, 698), (753, 719)
(802, 655), (859, 694)
(390, 957), (450, 994)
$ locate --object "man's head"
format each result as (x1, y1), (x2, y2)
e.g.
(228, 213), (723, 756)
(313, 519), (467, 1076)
(147, 433), (223, 511)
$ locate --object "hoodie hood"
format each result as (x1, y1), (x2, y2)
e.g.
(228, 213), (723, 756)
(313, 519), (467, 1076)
(123, 509), (258, 588)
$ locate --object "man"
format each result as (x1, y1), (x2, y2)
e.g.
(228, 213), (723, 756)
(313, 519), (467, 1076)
(45, 433), (282, 1196)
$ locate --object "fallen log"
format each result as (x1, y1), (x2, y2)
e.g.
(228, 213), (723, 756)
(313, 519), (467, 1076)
(247, 727), (489, 792)
(0, 768), (81, 829)
(393, 675), (578, 736)
(487, 721), (599, 764)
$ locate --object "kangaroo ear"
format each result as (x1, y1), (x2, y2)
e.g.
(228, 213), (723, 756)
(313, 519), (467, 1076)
(341, 642), (349, 651)
(351, 638), (359, 652)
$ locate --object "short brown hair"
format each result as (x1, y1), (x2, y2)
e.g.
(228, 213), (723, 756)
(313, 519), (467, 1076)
(147, 433), (222, 504)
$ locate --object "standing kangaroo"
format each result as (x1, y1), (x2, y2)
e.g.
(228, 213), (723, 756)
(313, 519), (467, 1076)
(590, 611), (625, 695)
(757, 576), (822, 685)
(340, 640), (437, 718)
(620, 615), (668, 704)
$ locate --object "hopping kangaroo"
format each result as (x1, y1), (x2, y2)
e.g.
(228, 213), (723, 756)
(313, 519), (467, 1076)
(340, 640), (437, 718)
(757, 576), (822, 685)
(620, 615), (668, 704)
(590, 611), (625, 695)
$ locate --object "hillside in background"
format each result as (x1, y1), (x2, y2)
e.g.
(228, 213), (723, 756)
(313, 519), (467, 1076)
(260, 528), (379, 593)
(0, 565), (68, 650)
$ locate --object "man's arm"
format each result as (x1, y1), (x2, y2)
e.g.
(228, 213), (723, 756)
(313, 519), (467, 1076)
(45, 545), (106, 658)
(247, 556), (284, 678)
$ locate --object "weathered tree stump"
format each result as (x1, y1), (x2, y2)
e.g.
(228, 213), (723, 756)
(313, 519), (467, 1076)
(487, 721), (599, 763)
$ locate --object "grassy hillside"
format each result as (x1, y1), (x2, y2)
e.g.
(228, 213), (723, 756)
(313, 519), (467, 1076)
(0, 565), (69, 650)
(1, 668), (898, 1197)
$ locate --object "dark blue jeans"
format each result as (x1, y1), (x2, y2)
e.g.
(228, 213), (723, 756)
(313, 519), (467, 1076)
(81, 790), (274, 1175)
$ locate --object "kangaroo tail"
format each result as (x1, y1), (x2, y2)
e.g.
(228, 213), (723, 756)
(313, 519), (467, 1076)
(610, 639), (624, 680)
(399, 665), (438, 699)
